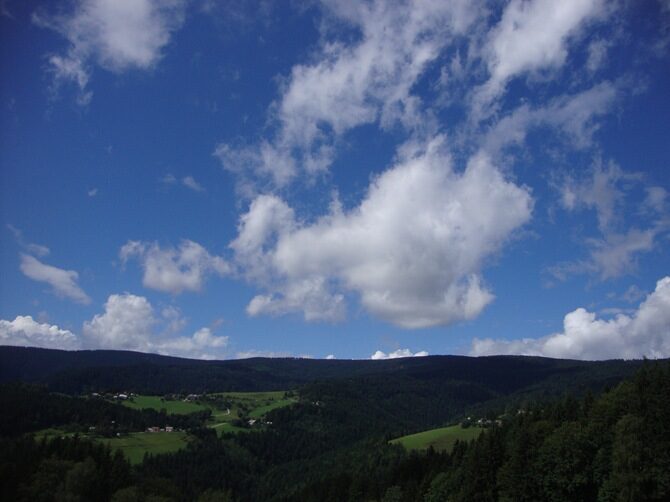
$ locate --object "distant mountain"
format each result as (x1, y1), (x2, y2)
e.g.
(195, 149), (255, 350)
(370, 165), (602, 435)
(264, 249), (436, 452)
(0, 346), (647, 397)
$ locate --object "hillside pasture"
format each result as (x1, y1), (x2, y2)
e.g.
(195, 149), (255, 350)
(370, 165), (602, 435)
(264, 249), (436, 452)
(206, 390), (297, 435)
(120, 395), (208, 415)
(33, 428), (190, 465)
(102, 431), (189, 464)
(390, 424), (484, 453)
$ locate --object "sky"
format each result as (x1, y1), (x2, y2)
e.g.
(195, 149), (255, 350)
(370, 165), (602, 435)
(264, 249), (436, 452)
(1, 0), (669, 361)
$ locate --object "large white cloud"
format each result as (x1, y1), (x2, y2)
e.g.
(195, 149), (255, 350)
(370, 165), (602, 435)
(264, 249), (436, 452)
(33, 0), (186, 103)
(471, 276), (670, 360)
(83, 292), (229, 358)
(215, 0), (482, 188)
(83, 293), (156, 350)
(370, 348), (429, 360)
(120, 240), (230, 295)
(232, 137), (532, 328)
(20, 254), (91, 305)
(0, 316), (80, 350)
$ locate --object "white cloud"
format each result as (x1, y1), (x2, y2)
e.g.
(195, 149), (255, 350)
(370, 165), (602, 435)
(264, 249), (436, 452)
(245, 277), (346, 322)
(0, 315), (80, 350)
(120, 240), (230, 294)
(370, 348), (429, 360)
(157, 327), (228, 360)
(83, 292), (229, 358)
(232, 136), (532, 328)
(83, 293), (155, 350)
(471, 276), (670, 360)
(88, 188), (98, 197)
(33, 0), (186, 103)
(234, 349), (294, 359)
(325, 354), (336, 360)
(182, 176), (205, 192)
(215, 0), (482, 187)
(474, 0), (607, 115)
(20, 254), (91, 304)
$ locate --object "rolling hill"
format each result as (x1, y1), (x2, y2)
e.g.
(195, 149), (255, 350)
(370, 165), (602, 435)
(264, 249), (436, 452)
(0, 345), (645, 397)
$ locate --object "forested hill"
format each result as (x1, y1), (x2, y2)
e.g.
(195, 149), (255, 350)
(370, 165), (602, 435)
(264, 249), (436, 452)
(0, 346), (646, 396)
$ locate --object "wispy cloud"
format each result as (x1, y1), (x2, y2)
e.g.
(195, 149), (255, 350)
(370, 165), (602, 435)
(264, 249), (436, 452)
(160, 174), (206, 193)
(33, 0), (187, 104)
(550, 162), (669, 281)
(215, 0), (483, 190)
(472, 0), (608, 118)
(181, 175), (205, 192)
(7, 224), (50, 257)
(20, 254), (91, 304)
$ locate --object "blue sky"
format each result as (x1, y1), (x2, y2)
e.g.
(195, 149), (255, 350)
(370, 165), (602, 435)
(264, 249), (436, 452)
(1, 0), (669, 361)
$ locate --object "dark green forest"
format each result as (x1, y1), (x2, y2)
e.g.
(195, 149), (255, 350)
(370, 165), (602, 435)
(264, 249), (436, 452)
(1, 347), (668, 501)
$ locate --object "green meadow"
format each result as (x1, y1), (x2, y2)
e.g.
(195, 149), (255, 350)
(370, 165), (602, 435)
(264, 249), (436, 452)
(120, 395), (208, 414)
(33, 429), (189, 464)
(34, 391), (300, 462)
(118, 391), (298, 436)
(206, 390), (298, 435)
(390, 424), (484, 453)
(102, 432), (189, 464)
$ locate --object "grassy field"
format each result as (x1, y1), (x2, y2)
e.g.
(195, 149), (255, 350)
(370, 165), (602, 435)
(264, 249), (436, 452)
(121, 395), (208, 414)
(102, 432), (189, 464)
(33, 429), (189, 464)
(390, 425), (484, 453)
(33, 391), (296, 464)
(206, 390), (297, 435)
(119, 391), (298, 436)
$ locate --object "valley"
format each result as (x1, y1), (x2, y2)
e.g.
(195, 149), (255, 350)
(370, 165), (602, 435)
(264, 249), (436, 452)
(1, 347), (669, 501)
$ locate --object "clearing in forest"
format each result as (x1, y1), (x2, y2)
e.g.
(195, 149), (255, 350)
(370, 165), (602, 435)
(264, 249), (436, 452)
(390, 424), (484, 453)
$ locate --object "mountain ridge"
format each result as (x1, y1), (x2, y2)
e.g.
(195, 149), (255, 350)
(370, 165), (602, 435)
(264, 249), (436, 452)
(0, 345), (648, 396)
